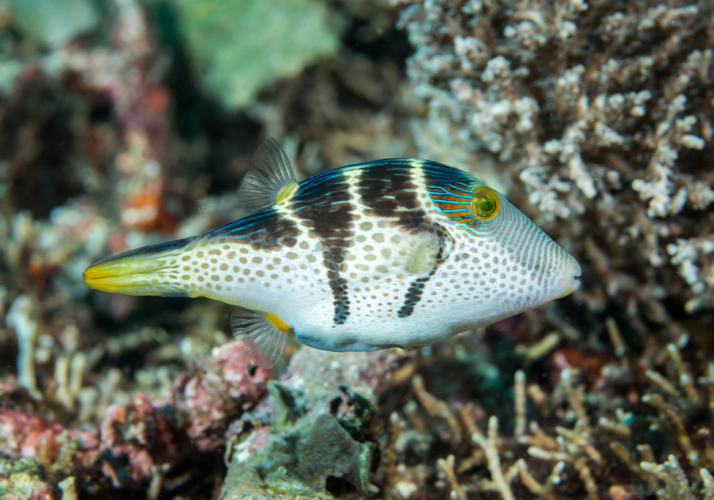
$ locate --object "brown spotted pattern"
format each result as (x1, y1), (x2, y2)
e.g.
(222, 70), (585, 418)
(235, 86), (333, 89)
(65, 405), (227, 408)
(291, 171), (355, 325)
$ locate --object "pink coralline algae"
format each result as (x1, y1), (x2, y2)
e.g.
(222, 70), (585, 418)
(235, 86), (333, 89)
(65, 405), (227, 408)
(0, 409), (99, 465)
(174, 341), (270, 450)
(99, 394), (182, 487)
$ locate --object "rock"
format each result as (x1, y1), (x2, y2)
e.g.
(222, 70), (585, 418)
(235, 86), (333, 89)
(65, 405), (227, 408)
(222, 414), (375, 499)
(219, 348), (402, 499)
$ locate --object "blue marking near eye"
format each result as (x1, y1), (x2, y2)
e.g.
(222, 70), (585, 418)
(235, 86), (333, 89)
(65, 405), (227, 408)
(449, 184), (476, 195)
(427, 188), (458, 196)
(426, 186), (472, 196)
(430, 197), (471, 204)
(426, 184), (475, 197)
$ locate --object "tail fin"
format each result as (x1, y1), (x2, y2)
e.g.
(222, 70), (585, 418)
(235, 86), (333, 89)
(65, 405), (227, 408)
(83, 238), (192, 297)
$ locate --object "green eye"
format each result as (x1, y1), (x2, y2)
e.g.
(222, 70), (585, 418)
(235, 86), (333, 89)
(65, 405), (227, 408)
(479, 199), (494, 214)
(472, 188), (499, 220)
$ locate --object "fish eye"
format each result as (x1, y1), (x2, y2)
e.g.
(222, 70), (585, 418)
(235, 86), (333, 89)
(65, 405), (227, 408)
(472, 188), (499, 220)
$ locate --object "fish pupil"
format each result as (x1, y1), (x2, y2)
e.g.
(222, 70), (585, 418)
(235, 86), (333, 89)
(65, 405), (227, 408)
(473, 191), (497, 218)
(480, 198), (494, 214)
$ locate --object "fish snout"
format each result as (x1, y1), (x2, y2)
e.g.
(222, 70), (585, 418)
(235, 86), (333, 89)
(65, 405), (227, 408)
(553, 251), (582, 300)
(565, 253), (582, 292)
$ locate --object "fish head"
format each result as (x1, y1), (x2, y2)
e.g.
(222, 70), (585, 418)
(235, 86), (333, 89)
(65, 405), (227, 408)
(431, 181), (581, 318)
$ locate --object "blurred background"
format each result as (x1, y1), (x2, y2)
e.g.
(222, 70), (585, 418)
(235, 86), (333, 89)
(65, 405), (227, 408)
(0, 0), (713, 499)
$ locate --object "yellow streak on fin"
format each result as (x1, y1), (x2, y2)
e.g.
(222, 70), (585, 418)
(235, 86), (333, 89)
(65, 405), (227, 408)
(265, 312), (291, 333)
(275, 180), (298, 204)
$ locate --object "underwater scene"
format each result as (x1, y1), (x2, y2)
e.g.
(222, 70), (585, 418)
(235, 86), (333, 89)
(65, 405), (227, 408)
(1, 0), (713, 499)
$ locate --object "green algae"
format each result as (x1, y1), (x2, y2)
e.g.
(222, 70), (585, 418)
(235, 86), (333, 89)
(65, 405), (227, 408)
(164, 0), (339, 109)
(8, 0), (100, 46)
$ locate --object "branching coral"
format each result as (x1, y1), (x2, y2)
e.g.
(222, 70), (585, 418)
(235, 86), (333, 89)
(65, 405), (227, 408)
(5, 295), (40, 399)
(394, 0), (714, 329)
(629, 450), (714, 500)
(667, 236), (714, 312)
(388, 327), (714, 500)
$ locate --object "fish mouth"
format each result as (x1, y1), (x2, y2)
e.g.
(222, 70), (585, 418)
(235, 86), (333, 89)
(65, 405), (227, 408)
(547, 255), (582, 303)
(563, 256), (582, 295)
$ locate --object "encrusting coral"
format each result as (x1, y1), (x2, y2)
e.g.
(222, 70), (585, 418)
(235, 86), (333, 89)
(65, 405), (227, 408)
(394, 0), (714, 332)
(220, 348), (401, 499)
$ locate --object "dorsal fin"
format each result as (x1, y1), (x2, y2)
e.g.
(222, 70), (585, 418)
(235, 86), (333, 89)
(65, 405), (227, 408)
(237, 138), (297, 213)
(230, 306), (291, 367)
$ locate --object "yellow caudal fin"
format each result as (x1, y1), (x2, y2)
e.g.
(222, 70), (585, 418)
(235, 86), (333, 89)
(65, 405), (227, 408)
(83, 238), (193, 297)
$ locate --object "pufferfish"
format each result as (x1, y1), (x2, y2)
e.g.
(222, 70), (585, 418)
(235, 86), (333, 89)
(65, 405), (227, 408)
(84, 139), (581, 365)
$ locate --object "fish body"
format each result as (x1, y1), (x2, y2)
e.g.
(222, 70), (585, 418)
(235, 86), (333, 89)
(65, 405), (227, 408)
(84, 140), (581, 364)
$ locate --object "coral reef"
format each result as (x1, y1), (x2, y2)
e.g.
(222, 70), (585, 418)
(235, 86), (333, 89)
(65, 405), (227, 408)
(0, 0), (412, 496)
(1, 0), (713, 498)
(395, 0), (714, 330)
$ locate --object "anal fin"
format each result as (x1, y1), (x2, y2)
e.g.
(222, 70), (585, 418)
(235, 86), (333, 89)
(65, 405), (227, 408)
(230, 306), (292, 368)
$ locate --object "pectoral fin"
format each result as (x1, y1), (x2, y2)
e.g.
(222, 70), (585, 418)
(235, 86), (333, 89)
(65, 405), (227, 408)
(398, 225), (454, 276)
(237, 138), (298, 213)
(230, 306), (292, 367)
